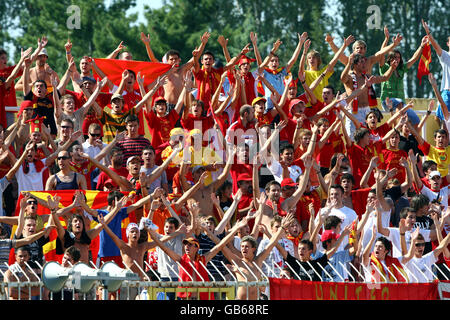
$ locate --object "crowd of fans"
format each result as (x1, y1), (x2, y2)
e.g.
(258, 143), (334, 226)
(0, 18), (449, 300)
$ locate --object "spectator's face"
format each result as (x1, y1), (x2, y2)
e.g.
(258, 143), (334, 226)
(238, 180), (252, 194)
(414, 240), (426, 256)
(120, 52), (133, 61)
(237, 224), (250, 238)
(281, 185), (295, 197)
(288, 85), (297, 99)
(389, 133), (400, 149)
(60, 121), (73, 138)
(167, 54), (181, 66)
(403, 212), (416, 230)
(82, 80), (95, 93)
(0, 53), (7, 68)
(26, 199), (38, 214)
(271, 221), (282, 234)
(297, 243), (312, 262)
(201, 54), (214, 69)
(127, 159), (141, 176)
(164, 222), (176, 235)
(33, 82), (47, 98)
(24, 219), (36, 236)
(111, 151), (123, 165)
(240, 241), (256, 259)
(15, 249), (30, 267)
(237, 145), (250, 163)
(239, 62), (250, 73)
(142, 149), (154, 163)
(434, 132), (448, 148)
(268, 185), (281, 202)
(63, 97), (75, 113)
(268, 56), (279, 70)
(366, 113), (377, 128)
(329, 187), (343, 205)
(57, 151), (71, 168)
(307, 54), (319, 69)
(318, 122), (329, 135)
(353, 44), (367, 56)
(287, 221), (300, 238)
(322, 88), (334, 104)
(280, 148), (294, 165)
(36, 54), (47, 67)
(23, 107), (34, 120)
(61, 253), (75, 268)
(430, 175), (442, 191)
(126, 121), (139, 137)
(154, 102), (167, 115)
(31, 131), (42, 143)
(300, 134), (311, 148)
(190, 102), (203, 117)
(111, 98), (124, 113)
(341, 178), (353, 193)
(254, 101), (265, 114)
(373, 241), (388, 260)
(71, 217), (84, 233)
(80, 58), (91, 73)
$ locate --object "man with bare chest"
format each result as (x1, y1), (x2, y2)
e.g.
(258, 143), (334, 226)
(340, 52), (398, 139)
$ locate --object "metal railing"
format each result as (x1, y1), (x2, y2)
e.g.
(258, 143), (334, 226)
(1, 256), (449, 300)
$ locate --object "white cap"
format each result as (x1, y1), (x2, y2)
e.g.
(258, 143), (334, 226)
(38, 48), (48, 57)
(429, 170), (441, 179)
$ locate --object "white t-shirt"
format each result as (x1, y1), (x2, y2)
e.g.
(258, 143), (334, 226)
(405, 252), (437, 283)
(15, 159), (47, 193)
(439, 50), (450, 91)
(421, 185), (449, 211)
(316, 206), (358, 252)
(257, 237), (295, 278)
(267, 159), (303, 184)
(361, 210), (391, 253)
(387, 227), (431, 258)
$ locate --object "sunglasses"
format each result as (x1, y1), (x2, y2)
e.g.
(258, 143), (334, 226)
(57, 156), (70, 160)
(89, 133), (101, 137)
(27, 200), (38, 205)
(61, 126), (73, 129)
(415, 243), (426, 247)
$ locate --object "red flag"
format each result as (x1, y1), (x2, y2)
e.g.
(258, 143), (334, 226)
(417, 42), (431, 85)
(93, 58), (172, 90)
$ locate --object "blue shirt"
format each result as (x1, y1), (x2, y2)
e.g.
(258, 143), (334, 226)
(96, 207), (128, 257)
(261, 67), (288, 111)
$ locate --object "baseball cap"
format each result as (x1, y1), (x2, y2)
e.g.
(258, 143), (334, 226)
(237, 173), (252, 182)
(252, 96), (267, 106)
(126, 155), (141, 166)
(38, 48), (48, 57)
(154, 96), (166, 104)
(321, 230), (340, 242)
(429, 171), (441, 179)
(81, 76), (96, 84)
(104, 178), (118, 188)
(183, 237), (200, 248)
(281, 178), (296, 188)
(110, 93), (124, 102)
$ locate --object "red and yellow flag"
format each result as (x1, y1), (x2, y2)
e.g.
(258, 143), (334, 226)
(417, 42), (431, 85)
(11, 190), (132, 264)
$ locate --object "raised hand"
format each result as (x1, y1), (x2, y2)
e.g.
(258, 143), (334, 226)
(65, 39), (72, 52)
(140, 32), (150, 44)
(217, 35), (228, 47)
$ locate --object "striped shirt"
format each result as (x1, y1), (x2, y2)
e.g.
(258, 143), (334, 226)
(100, 108), (135, 144)
(0, 239), (16, 279)
(116, 136), (151, 166)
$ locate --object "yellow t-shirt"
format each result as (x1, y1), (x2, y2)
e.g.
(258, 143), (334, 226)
(424, 144), (450, 177)
(305, 65), (333, 103)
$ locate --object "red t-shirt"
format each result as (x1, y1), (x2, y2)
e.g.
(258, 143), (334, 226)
(122, 90), (145, 136)
(351, 188), (371, 218)
(0, 66), (22, 127)
(230, 163), (253, 194)
(279, 119), (297, 143)
(181, 114), (215, 135)
(193, 66), (223, 109)
(347, 141), (384, 188)
(96, 166), (129, 191)
(144, 109), (180, 149)
(316, 132), (343, 169)
(255, 112), (274, 126)
(177, 254), (214, 300)
(363, 122), (391, 143)
(379, 148), (408, 183)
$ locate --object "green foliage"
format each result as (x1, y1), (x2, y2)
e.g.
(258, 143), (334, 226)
(3, 0), (448, 98)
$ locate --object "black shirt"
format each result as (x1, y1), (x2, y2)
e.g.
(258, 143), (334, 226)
(285, 252), (328, 281)
(24, 90), (58, 135)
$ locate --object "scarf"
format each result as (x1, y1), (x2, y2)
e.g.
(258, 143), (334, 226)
(23, 158), (44, 174)
(350, 72), (377, 113)
(286, 232), (304, 248)
(370, 253), (408, 283)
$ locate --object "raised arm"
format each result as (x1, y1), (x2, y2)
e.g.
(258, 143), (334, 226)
(148, 228), (182, 262)
(422, 19), (443, 56)
(286, 32), (308, 73)
(140, 32), (159, 62)
(362, 225), (377, 266)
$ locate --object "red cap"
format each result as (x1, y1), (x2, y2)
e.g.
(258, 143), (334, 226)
(18, 100), (35, 116)
(281, 178), (296, 188)
(284, 78), (299, 88)
(104, 178), (118, 188)
(321, 230), (340, 242)
(239, 55), (256, 66)
(237, 173), (252, 182)
(154, 96), (166, 104)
